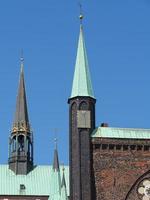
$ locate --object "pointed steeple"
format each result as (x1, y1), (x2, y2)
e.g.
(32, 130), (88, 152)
(12, 56), (30, 133)
(70, 23), (94, 99)
(60, 167), (68, 200)
(61, 166), (66, 188)
(51, 140), (61, 196)
(9, 56), (33, 175)
(53, 140), (60, 172)
(68, 14), (96, 200)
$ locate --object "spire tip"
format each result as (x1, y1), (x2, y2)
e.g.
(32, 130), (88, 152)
(79, 2), (84, 25)
(54, 137), (58, 149)
(20, 49), (24, 63)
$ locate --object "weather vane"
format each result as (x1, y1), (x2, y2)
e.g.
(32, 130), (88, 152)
(79, 2), (84, 24)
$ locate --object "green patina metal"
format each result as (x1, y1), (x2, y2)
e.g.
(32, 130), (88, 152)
(91, 127), (150, 139)
(60, 186), (68, 200)
(0, 165), (69, 199)
(70, 25), (94, 99)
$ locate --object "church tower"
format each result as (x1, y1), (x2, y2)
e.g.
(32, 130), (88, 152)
(68, 18), (96, 200)
(8, 57), (33, 175)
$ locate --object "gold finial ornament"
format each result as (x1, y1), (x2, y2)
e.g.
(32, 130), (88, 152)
(20, 49), (24, 63)
(79, 14), (84, 20)
(79, 2), (84, 24)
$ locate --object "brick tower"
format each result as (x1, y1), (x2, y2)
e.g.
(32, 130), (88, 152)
(68, 19), (96, 200)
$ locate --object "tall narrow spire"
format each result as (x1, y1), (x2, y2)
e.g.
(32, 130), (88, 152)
(61, 166), (66, 188)
(70, 18), (94, 98)
(53, 139), (60, 172)
(68, 14), (96, 200)
(51, 140), (61, 196)
(9, 56), (33, 175)
(12, 56), (30, 132)
(60, 167), (68, 200)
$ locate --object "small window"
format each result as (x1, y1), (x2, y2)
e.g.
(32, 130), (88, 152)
(123, 145), (128, 151)
(109, 144), (114, 150)
(116, 145), (122, 150)
(20, 184), (26, 190)
(102, 144), (108, 150)
(144, 146), (149, 151)
(130, 145), (136, 150)
(95, 144), (100, 149)
(137, 145), (142, 151)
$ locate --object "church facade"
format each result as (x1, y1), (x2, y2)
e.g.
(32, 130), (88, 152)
(68, 23), (150, 200)
(0, 21), (150, 200)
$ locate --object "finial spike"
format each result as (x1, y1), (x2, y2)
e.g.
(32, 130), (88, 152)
(54, 137), (58, 149)
(20, 49), (24, 73)
(79, 2), (84, 25)
(54, 128), (59, 149)
(20, 49), (24, 63)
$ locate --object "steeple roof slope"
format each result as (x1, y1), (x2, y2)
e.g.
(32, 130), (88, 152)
(53, 148), (60, 172)
(70, 25), (94, 98)
(50, 144), (61, 196)
(13, 59), (30, 130)
(60, 168), (68, 200)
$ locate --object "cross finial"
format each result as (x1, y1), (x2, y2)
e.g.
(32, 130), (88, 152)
(79, 2), (84, 25)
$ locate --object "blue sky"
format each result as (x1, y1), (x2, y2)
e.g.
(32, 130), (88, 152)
(0, 0), (150, 165)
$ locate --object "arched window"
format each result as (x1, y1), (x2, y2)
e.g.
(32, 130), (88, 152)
(71, 102), (77, 129)
(12, 136), (16, 152)
(18, 135), (25, 152)
(71, 102), (77, 113)
(79, 101), (88, 110)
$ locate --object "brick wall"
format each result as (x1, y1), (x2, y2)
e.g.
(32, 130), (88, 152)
(0, 196), (48, 200)
(92, 138), (150, 200)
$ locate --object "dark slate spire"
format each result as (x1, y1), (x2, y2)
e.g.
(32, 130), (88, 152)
(60, 167), (68, 200)
(53, 139), (60, 172)
(12, 57), (30, 133)
(51, 140), (61, 196)
(9, 56), (33, 175)
(61, 167), (66, 188)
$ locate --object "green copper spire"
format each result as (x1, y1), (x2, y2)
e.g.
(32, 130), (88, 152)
(70, 24), (94, 98)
